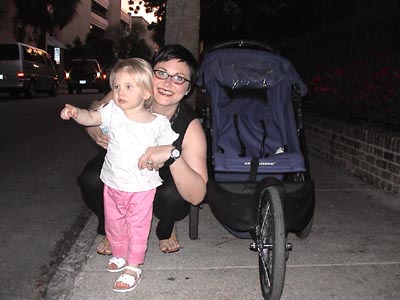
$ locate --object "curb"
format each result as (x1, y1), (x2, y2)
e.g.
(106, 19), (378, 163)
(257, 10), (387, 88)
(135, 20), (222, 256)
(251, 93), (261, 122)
(45, 214), (98, 300)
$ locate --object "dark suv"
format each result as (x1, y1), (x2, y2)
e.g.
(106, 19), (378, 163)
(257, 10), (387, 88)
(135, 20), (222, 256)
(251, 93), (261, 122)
(65, 59), (107, 94)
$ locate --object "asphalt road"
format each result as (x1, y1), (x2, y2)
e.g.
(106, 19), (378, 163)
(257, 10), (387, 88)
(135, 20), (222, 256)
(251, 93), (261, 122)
(0, 90), (103, 300)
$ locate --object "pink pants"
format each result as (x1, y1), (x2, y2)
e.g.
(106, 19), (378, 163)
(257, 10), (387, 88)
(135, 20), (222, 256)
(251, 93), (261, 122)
(104, 185), (156, 265)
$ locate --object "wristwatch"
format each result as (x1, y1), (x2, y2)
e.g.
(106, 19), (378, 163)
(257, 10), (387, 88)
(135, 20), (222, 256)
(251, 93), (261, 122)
(165, 146), (181, 166)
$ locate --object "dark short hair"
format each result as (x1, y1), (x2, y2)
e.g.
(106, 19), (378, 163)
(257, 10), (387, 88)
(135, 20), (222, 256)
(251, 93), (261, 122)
(151, 44), (198, 83)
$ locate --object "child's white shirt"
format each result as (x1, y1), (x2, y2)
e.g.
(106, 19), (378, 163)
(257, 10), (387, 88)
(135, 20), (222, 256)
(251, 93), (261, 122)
(99, 100), (179, 192)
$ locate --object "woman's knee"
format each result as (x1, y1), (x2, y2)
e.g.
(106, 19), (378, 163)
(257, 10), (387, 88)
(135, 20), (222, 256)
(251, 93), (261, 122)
(77, 154), (104, 190)
(153, 174), (190, 220)
(77, 153), (105, 214)
(153, 194), (190, 221)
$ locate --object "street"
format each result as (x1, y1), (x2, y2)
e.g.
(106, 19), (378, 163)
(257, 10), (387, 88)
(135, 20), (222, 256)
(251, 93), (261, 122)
(0, 91), (103, 300)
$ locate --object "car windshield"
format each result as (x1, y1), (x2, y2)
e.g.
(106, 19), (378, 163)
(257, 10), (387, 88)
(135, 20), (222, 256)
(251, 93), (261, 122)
(71, 61), (98, 72)
(0, 45), (19, 60)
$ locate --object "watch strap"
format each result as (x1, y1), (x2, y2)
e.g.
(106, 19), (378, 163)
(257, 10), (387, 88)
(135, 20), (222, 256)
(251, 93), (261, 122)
(164, 146), (181, 167)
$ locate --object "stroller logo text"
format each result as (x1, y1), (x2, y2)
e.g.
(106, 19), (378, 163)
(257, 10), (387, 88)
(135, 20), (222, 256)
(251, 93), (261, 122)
(244, 161), (277, 166)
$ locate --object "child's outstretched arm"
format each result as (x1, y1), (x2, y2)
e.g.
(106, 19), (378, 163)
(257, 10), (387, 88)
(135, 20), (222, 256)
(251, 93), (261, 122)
(60, 104), (101, 127)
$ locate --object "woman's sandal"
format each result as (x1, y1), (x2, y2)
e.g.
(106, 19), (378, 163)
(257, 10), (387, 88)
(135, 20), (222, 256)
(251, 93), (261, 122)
(113, 266), (142, 293)
(106, 256), (126, 273)
(96, 237), (112, 256)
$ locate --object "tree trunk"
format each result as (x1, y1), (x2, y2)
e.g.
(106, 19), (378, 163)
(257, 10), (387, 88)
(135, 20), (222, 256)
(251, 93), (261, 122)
(164, 0), (200, 109)
(37, 28), (47, 50)
(164, 0), (200, 60)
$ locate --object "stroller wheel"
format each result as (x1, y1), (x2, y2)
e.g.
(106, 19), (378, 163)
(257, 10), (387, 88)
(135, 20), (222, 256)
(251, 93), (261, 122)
(257, 186), (286, 300)
(295, 215), (314, 239)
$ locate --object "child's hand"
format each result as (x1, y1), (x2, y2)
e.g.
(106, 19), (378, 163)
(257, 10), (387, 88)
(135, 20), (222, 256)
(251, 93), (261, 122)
(60, 104), (79, 120)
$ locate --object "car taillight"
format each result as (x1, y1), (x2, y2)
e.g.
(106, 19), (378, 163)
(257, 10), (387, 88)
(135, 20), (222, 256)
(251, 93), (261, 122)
(102, 73), (107, 80)
(96, 72), (101, 79)
(65, 72), (70, 80)
(16, 72), (25, 78)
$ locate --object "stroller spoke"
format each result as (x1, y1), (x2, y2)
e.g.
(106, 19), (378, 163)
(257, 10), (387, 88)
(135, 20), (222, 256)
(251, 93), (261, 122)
(260, 253), (272, 287)
(260, 202), (271, 234)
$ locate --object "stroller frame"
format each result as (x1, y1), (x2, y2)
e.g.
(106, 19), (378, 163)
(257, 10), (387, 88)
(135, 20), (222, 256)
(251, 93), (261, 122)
(197, 40), (315, 300)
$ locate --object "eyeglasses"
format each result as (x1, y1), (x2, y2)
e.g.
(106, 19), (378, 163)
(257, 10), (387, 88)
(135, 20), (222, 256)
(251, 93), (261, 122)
(153, 69), (191, 85)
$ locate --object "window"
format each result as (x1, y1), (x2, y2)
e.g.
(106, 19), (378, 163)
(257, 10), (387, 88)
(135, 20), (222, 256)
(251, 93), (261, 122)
(23, 46), (35, 62)
(0, 45), (19, 60)
(32, 50), (45, 64)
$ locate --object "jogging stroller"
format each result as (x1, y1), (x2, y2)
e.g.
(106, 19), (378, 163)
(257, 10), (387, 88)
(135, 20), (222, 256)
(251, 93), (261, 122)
(196, 40), (315, 300)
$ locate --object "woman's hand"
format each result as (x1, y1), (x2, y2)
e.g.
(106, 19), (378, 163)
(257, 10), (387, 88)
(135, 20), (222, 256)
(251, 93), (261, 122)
(86, 126), (109, 149)
(138, 145), (172, 171)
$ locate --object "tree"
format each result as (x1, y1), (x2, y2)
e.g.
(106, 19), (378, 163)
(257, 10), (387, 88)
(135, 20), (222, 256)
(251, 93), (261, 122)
(139, 0), (282, 50)
(130, 0), (200, 56)
(14, 0), (81, 49)
(107, 23), (153, 62)
(128, 0), (356, 55)
(0, 0), (5, 25)
(164, 0), (200, 57)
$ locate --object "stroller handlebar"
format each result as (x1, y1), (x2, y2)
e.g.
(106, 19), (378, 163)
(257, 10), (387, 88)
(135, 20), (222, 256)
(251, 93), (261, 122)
(207, 39), (280, 55)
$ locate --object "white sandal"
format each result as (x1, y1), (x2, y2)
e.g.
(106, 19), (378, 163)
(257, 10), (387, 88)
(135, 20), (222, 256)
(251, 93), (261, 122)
(106, 256), (126, 273)
(113, 266), (142, 293)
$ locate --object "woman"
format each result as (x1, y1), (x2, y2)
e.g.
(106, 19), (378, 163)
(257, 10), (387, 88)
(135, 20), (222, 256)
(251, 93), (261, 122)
(79, 44), (208, 254)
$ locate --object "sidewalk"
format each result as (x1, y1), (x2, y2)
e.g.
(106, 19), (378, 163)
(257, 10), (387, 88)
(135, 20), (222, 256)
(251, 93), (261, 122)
(46, 156), (400, 300)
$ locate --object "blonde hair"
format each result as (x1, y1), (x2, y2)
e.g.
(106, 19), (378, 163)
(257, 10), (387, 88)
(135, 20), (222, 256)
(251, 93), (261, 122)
(109, 58), (154, 109)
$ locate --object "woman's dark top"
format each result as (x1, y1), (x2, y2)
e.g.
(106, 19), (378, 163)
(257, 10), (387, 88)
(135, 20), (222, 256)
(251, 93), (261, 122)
(159, 101), (196, 179)
(153, 101), (197, 239)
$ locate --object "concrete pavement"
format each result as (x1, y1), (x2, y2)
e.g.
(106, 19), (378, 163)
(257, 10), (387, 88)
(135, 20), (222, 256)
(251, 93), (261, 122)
(45, 156), (400, 300)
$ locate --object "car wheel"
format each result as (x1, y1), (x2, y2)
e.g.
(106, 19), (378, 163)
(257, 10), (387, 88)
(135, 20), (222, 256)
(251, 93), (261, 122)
(67, 86), (74, 94)
(24, 81), (35, 98)
(49, 82), (59, 97)
(76, 88), (82, 94)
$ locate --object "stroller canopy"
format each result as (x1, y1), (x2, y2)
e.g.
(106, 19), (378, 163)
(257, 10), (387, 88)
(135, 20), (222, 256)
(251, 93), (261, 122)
(197, 48), (307, 95)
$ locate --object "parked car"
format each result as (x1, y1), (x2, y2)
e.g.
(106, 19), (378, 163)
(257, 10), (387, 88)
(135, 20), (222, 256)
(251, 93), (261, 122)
(0, 42), (59, 98)
(100, 65), (112, 94)
(65, 59), (107, 94)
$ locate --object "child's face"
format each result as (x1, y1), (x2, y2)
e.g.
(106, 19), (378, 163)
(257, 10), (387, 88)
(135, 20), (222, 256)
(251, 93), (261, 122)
(111, 70), (151, 110)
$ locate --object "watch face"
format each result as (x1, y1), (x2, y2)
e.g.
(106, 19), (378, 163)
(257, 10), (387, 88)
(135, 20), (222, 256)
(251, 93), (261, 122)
(171, 148), (180, 159)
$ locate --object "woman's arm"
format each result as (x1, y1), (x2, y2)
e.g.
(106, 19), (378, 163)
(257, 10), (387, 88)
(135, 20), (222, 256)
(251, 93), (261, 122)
(169, 119), (208, 205)
(138, 119), (208, 205)
(86, 126), (109, 149)
(88, 91), (113, 110)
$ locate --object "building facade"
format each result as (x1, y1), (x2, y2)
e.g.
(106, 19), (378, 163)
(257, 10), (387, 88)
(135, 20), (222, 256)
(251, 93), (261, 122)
(0, 0), (140, 66)
(59, 0), (130, 47)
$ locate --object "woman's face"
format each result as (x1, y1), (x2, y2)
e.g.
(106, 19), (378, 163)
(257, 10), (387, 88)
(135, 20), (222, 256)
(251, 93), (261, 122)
(152, 59), (191, 107)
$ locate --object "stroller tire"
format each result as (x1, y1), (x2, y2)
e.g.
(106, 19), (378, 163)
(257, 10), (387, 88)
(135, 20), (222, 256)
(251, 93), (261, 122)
(295, 215), (314, 239)
(257, 186), (286, 300)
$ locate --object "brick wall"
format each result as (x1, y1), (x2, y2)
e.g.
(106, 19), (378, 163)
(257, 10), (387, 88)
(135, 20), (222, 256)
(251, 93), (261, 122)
(304, 111), (400, 196)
